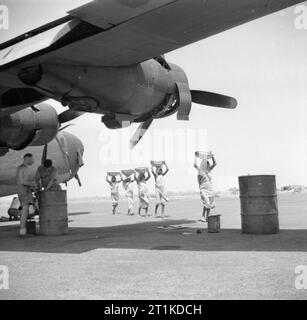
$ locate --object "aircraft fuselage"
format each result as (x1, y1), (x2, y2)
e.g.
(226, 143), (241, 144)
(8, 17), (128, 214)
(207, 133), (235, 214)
(0, 131), (84, 197)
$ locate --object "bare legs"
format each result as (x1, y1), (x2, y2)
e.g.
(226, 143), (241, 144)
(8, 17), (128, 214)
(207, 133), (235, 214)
(139, 205), (149, 217)
(155, 203), (165, 217)
(112, 204), (118, 215)
(202, 207), (210, 222)
(161, 204), (165, 217)
(155, 204), (159, 216)
(127, 197), (134, 215)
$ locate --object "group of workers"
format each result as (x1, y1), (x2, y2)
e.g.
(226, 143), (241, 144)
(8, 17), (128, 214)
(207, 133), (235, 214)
(16, 153), (60, 236)
(106, 152), (217, 222)
(106, 161), (170, 217)
(15, 151), (217, 236)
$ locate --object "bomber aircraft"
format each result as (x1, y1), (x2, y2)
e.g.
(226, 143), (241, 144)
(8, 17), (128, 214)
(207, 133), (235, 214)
(0, 0), (304, 155)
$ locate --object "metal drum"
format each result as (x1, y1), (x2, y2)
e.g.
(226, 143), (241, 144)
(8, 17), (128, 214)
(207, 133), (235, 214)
(39, 190), (68, 236)
(26, 220), (37, 235)
(208, 214), (221, 233)
(239, 175), (279, 234)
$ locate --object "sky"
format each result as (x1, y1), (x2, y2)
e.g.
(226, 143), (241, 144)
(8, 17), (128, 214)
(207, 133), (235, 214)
(0, 0), (307, 198)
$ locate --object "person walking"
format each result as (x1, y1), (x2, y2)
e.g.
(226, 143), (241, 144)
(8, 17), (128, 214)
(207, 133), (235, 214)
(135, 169), (151, 217)
(151, 161), (169, 218)
(121, 171), (135, 215)
(106, 173), (122, 214)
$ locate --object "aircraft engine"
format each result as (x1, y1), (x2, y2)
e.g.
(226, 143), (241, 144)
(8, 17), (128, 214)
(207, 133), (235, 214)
(0, 103), (59, 152)
(137, 62), (191, 121)
(130, 60), (237, 149)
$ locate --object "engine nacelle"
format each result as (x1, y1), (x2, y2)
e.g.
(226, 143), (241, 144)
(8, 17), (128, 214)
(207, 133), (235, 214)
(142, 62), (192, 121)
(0, 103), (59, 151)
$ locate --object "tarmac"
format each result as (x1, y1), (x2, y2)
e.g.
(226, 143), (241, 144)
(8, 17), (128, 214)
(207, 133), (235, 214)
(0, 193), (307, 300)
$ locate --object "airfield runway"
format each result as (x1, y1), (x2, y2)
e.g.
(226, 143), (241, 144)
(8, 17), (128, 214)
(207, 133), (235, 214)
(0, 193), (306, 300)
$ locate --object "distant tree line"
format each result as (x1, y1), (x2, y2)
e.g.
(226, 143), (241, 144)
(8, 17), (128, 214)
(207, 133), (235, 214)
(279, 185), (305, 193)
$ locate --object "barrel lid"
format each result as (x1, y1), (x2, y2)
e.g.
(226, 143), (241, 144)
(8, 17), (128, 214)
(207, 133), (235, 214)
(239, 175), (276, 179)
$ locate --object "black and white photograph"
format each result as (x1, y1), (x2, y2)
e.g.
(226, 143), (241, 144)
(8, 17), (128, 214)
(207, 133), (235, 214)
(0, 0), (307, 305)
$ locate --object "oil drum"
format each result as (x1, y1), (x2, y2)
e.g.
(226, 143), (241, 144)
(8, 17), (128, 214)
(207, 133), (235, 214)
(239, 175), (279, 234)
(39, 190), (68, 236)
(208, 214), (221, 233)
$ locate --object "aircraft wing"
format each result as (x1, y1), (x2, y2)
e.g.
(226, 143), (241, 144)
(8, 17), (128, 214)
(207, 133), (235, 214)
(0, 0), (304, 70)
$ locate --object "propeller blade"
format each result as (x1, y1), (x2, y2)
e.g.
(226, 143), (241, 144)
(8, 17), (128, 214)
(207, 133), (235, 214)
(74, 173), (82, 187)
(129, 119), (154, 149)
(190, 90), (237, 109)
(58, 109), (84, 124)
(58, 124), (75, 132)
(41, 144), (48, 164)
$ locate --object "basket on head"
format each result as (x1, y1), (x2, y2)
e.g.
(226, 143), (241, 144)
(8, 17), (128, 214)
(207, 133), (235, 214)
(151, 161), (164, 168)
(121, 169), (134, 177)
(135, 167), (148, 174)
(196, 151), (213, 160)
(107, 171), (120, 177)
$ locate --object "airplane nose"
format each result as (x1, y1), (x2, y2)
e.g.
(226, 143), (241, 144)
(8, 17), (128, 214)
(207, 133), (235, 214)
(76, 137), (85, 167)
(67, 133), (84, 187)
(59, 131), (84, 183)
(68, 133), (84, 167)
(73, 136), (84, 187)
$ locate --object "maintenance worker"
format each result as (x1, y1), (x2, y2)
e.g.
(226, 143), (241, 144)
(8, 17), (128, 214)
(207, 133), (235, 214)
(151, 161), (169, 218)
(135, 169), (151, 217)
(35, 159), (61, 192)
(106, 173), (122, 215)
(194, 152), (217, 222)
(16, 153), (36, 236)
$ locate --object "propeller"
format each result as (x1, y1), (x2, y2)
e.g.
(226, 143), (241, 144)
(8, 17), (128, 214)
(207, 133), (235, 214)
(58, 124), (75, 132)
(190, 90), (237, 109)
(74, 173), (82, 187)
(41, 143), (48, 164)
(129, 90), (237, 149)
(58, 109), (84, 124)
(129, 119), (153, 149)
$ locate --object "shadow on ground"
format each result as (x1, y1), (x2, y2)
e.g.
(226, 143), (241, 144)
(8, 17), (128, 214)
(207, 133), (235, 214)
(0, 216), (307, 254)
